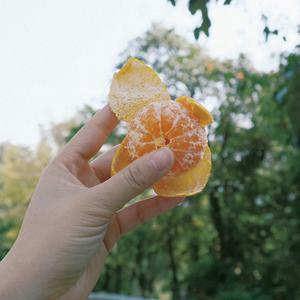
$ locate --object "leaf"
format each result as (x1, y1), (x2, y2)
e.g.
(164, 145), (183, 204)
(263, 26), (279, 42)
(224, 0), (232, 4)
(194, 27), (201, 39)
(189, 0), (211, 39)
(200, 15), (211, 37)
(188, 0), (200, 15)
(263, 26), (270, 41)
(168, 0), (176, 6)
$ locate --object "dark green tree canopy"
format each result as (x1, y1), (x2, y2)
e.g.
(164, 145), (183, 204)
(90, 26), (300, 299)
(167, 0), (290, 41)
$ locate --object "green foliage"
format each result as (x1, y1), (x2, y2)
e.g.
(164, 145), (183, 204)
(0, 142), (51, 258)
(261, 14), (286, 42)
(94, 26), (300, 299)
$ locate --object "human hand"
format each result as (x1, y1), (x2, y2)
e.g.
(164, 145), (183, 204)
(0, 105), (183, 300)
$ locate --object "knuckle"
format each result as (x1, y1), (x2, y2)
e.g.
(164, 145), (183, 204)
(125, 163), (149, 190)
(86, 189), (114, 217)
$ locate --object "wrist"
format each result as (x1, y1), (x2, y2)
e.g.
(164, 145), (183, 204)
(0, 244), (45, 300)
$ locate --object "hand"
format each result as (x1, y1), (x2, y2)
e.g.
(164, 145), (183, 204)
(0, 105), (183, 300)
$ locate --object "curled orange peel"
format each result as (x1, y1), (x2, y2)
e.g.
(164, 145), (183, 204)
(108, 57), (170, 122)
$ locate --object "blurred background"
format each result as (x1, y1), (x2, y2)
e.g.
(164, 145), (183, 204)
(0, 0), (300, 299)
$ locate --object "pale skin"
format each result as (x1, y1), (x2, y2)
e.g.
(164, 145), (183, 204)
(0, 105), (183, 300)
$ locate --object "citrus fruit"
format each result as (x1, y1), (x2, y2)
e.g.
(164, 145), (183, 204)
(126, 100), (208, 176)
(108, 57), (170, 122)
(111, 97), (213, 197)
(109, 57), (213, 197)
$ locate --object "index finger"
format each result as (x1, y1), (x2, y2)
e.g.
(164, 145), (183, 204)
(62, 105), (118, 161)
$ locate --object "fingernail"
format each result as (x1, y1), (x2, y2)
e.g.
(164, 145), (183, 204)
(149, 147), (174, 172)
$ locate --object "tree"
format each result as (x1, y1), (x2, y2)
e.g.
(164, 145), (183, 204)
(0, 141), (51, 259)
(91, 25), (300, 299)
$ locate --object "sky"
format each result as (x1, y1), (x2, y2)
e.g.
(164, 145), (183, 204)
(0, 0), (299, 148)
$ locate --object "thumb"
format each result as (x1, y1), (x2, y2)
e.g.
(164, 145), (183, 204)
(89, 147), (174, 211)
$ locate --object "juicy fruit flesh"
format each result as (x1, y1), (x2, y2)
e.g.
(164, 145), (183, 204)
(126, 101), (208, 176)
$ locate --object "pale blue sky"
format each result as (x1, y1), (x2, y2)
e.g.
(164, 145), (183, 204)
(0, 0), (299, 147)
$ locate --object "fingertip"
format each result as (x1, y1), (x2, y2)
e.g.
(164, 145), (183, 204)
(148, 147), (174, 173)
(103, 104), (119, 123)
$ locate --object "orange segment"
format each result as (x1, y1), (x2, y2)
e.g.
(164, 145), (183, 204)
(176, 96), (213, 126)
(126, 101), (207, 176)
(127, 130), (156, 159)
(153, 146), (211, 197)
(131, 104), (161, 139)
(108, 57), (170, 122)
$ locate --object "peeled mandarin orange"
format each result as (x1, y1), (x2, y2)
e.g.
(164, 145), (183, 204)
(126, 101), (207, 176)
(109, 57), (213, 197)
(108, 57), (170, 122)
(111, 98), (213, 197)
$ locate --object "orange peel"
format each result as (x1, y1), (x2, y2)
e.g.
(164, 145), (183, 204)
(108, 57), (170, 122)
(176, 96), (213, 126)
(153, 146), (211, 197)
